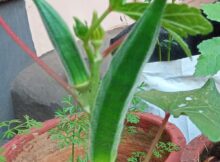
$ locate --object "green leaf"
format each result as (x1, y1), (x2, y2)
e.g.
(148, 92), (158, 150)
(136, 79), (220, 142)
(115, 3), (212, 57)
(162, 4), (213, 38)
(91, 0), (167, 161)
(202, 2), (220, 22)
(114, 2), (149, 20)
(195, 37), (220, 76)
(115, 3), (212, 38)
(33, 0), (89, 88)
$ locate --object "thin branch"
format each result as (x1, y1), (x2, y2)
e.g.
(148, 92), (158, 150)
(102, 35), (126, 57)
(143, 113), (171, 162)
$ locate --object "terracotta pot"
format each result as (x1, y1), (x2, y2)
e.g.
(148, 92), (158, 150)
(3, 113), (186, 162)
(180, 135), (213, 162)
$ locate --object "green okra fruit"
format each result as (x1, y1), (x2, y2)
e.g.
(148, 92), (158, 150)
(34, 0), (89, 89)
(91, 0), (167, 161)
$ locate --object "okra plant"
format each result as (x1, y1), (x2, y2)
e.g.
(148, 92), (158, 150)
(33, 0), (168, 161)
(0, 0), (214, 161)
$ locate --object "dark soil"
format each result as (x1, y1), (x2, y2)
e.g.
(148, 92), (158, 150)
(200, 142), (220, 162)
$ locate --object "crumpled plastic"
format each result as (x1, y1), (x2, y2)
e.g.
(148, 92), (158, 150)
(140, 55), (220, 142)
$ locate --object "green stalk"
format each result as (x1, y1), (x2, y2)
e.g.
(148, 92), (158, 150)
(89, 55), (102, 109)
(80, 8), (111, 109)
(83, 42), (95, 65)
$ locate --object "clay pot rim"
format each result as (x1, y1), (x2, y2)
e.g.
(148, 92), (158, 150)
(180, 135), (213, 162)
(3, 113), (186, 162)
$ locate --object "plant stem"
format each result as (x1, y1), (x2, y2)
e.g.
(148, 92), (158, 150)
(102, 35), (126, 57)
(157, 40), (162, 61)
(167, 34), (172, 61)
(0, 16), (82, 107)
(72, 143), (75, 162)
(143, 113), (171, 162)
(89, 57), (101, 108)
(83, 42), (95, 65)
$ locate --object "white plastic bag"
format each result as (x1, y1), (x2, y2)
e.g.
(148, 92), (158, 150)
(140, 55), (213, 142)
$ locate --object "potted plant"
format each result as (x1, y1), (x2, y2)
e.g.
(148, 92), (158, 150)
(0, 0), (215, 161)
(180, 2), (220, 162)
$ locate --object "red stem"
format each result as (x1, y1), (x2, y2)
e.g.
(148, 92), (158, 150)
(102, 35), (126, 57)
(144, 113), (171, 162)
(0, 16), (80, 106)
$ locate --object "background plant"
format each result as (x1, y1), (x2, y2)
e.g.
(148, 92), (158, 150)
(0, 116), (41, 162)
(153, 142), (180, 159)
(0, 115), (41, 140)
(127, 142), (179, 162)
(126, 82), (148, 135)
(49, 96), (89, 162)
(127, 151), (146, 162)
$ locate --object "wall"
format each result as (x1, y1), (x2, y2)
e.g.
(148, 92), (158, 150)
(25, 0), (134, 56)
(0, 0), (35, 143)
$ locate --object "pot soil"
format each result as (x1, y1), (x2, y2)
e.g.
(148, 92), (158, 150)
(181, 135), (220, 162)
(3, 113), (185, 162)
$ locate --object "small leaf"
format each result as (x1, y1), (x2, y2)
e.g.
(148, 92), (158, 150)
(195, 37), (220, 76)
(73, 17), (89, 41)
(126, 126), (137, 135)
(202, 2), (220, 22)
(126, 113), (140, 124)
(137, 79), (220, 142)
